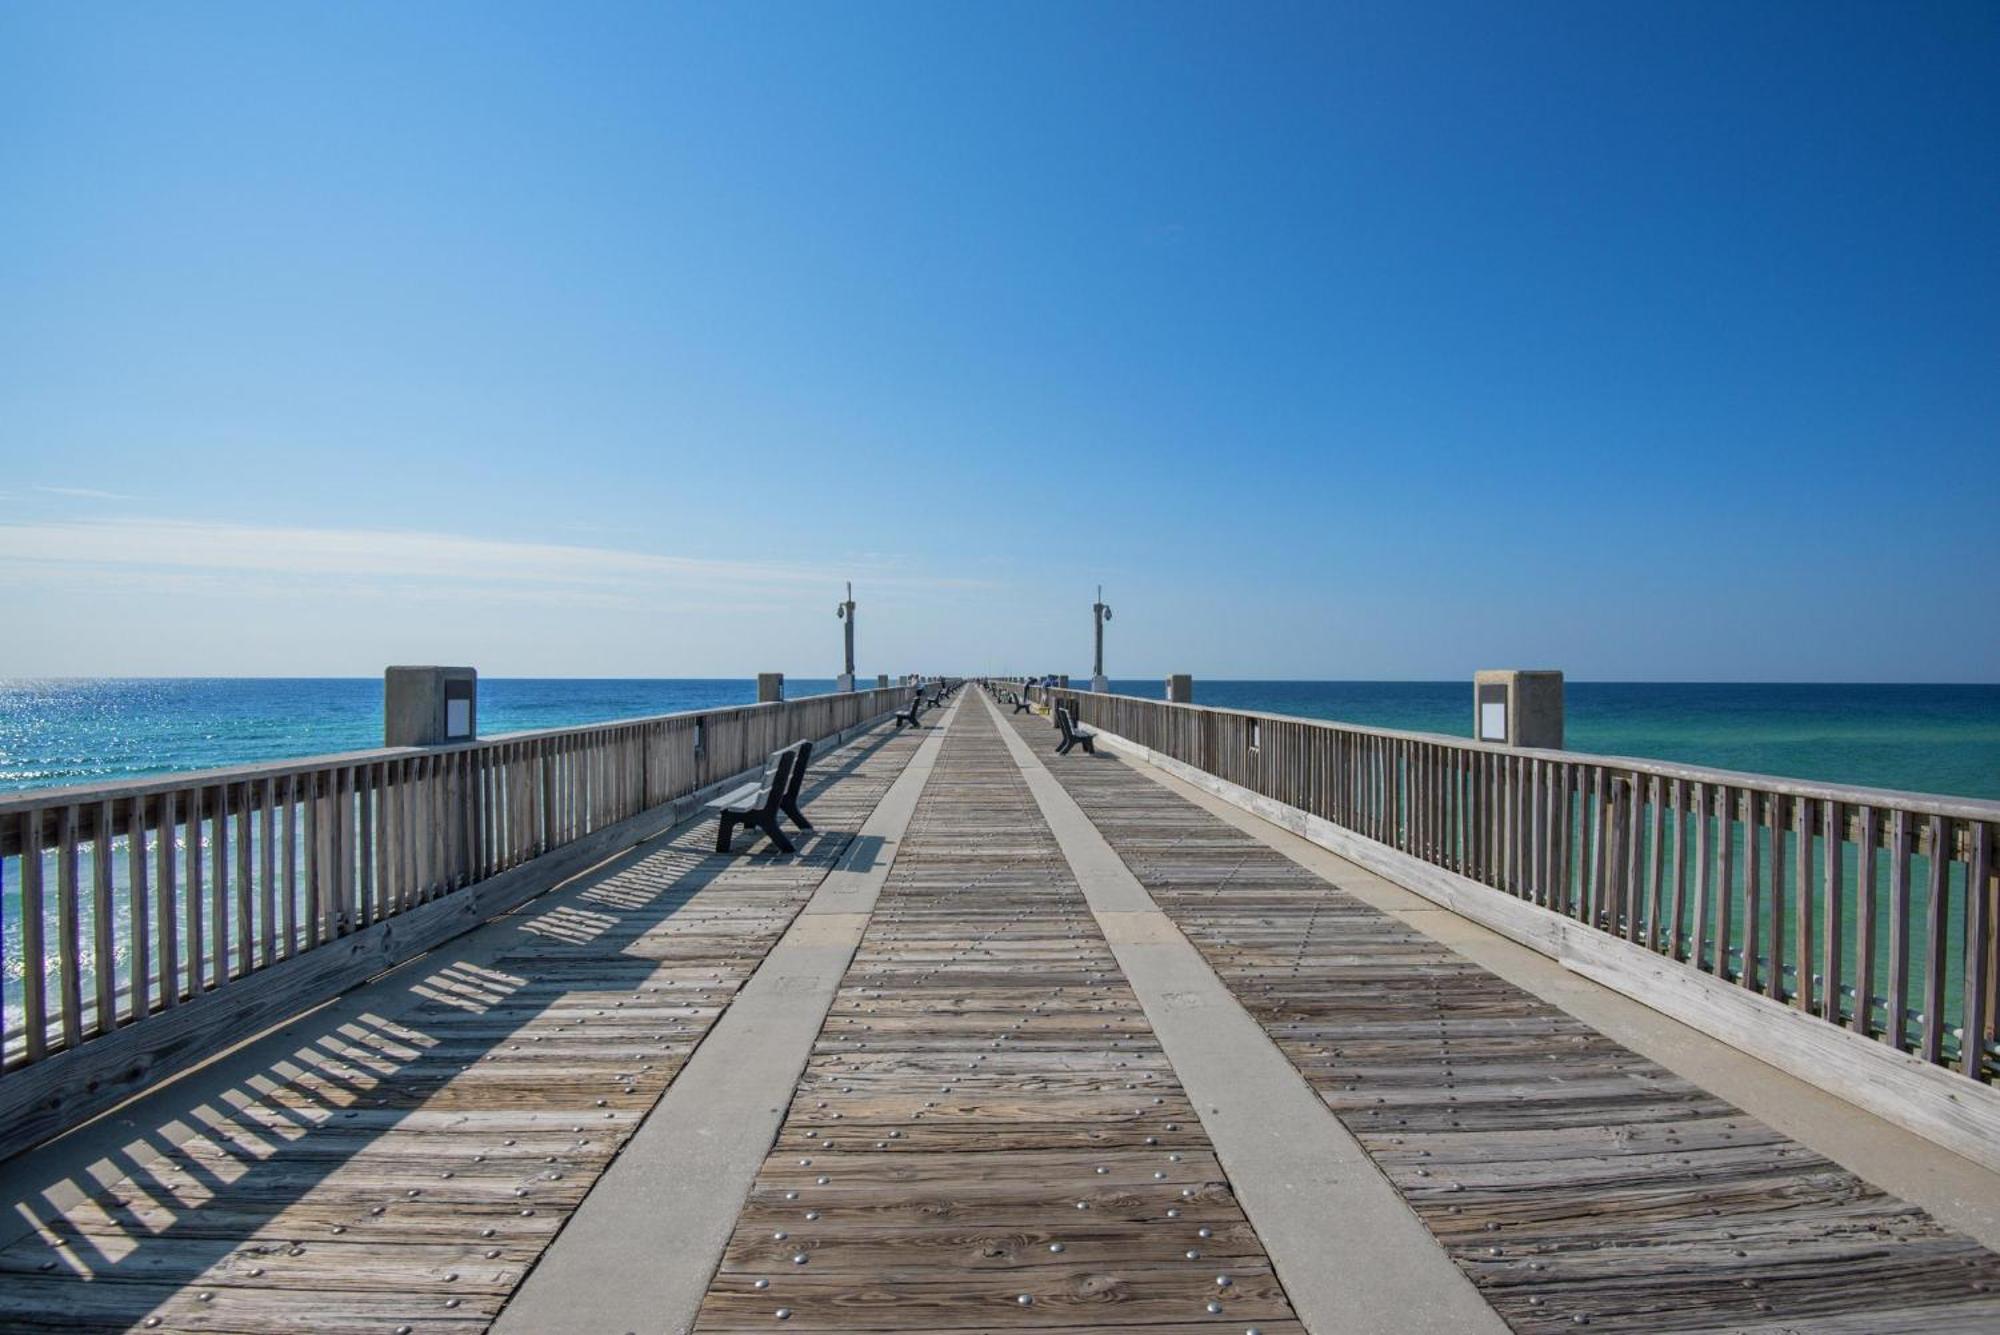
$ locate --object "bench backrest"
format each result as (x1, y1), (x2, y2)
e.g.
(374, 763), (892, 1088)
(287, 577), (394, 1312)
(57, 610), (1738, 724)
(1056, 705), (1078, 741)
(780, 739), (813, 805)
(754, 746), (798, 815)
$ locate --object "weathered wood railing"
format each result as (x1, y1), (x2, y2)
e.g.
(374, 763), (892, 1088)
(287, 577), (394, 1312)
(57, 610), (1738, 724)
(1032, 687), (1999, 1086)
(0, 685), (914, 1154)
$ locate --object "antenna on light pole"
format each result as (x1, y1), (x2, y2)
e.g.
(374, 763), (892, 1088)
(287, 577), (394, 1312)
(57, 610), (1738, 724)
(1091, 585), (1112, 693)
(835, 581), (857, 692)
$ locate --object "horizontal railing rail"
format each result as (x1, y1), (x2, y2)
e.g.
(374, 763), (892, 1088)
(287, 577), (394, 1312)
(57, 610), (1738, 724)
(1, 686), (916, 1078)
(1030, 686), (1999, 1084)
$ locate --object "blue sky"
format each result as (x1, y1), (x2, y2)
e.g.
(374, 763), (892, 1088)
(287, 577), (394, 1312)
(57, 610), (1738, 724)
(2, 2), (1995, 680)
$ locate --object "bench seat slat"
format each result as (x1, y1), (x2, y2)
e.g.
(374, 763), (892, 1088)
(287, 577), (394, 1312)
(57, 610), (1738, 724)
(705, 782), (768, 813)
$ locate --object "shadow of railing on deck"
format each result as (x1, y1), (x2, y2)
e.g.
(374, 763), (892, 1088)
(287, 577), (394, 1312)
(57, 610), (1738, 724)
(0, 722), (906, 1330)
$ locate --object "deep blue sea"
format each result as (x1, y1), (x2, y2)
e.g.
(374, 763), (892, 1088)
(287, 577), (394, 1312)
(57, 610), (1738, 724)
(2, 677), (1996, 800)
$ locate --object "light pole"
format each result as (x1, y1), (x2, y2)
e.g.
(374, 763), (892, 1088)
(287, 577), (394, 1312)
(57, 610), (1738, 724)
(835, 582), (856, 692)
(1091, 585), (1112, 693)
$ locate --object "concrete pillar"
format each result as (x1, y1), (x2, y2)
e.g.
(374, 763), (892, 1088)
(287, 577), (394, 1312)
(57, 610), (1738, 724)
(876, 673), (889, 689)
(1166, 674), (1193, 703)
(1058, 674), (1071, 689)
(757, 672), (785, 704)
(1473, 669), (1563, 748)
(384, 666), (477, 747)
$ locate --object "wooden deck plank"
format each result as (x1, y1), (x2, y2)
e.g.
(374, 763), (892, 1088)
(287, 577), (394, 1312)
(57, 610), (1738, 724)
(0, 720), (930, 1335)
(1001, 704), (2000, 1333)
(691, 702), (1299, 1331)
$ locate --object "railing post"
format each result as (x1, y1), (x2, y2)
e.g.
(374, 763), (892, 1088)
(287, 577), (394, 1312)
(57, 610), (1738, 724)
(757, 673), (785, 703)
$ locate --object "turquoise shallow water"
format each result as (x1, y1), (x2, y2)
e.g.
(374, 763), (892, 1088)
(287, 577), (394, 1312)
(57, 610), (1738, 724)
(1102, 680), (2000, 801)
(2, 678), (1996, 799)
(0, 678), (852, 793)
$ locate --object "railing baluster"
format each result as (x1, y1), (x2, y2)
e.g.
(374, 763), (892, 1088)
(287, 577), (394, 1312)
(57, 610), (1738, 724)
(1765, 793), (1785, 1002)
(1669, 779), (1690, 961)
(1691, 784), (1713, 972)
(55, 805), (82, 1049)
(235, 784), (253, 979)
(184, 788), (205, 995)
(1588, 768), (1608, 930)
(92, 799), (115, 1035)
(304, 773), (322, 948)
(1645, 776), (1665, 949)
(1920, 815), (1949, 1064)
(282, 774), (300, 955)
(1886, 809), (1912, 1049)
(1621, 775), (1641, 942)
(1716, 786), (1736, 982)
(1744, 791), (1762, 993)
(1821, 799), (1844, 1025)
(21, 811), (49, 1059)
(127, 795), (151, 1024)
(212, 781), (230, 984)
(1854, 805), (1879, 1037)
(156, 792), (178, 1008)
(1967, 822), (1993, 1080)
(1793, 797), (1815, 1015)
(260, 777), (277, 967)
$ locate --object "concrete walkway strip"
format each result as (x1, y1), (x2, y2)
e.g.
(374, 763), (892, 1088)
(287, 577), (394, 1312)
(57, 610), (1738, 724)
(495, 700), (958, 1335)
(982, 692), (1506, 1335)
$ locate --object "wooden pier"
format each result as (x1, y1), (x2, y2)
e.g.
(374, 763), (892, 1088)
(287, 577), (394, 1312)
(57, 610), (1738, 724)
(3, 685), (1999, 1331)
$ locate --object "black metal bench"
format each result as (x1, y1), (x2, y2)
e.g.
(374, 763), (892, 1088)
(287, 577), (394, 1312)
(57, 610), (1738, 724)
(893, 696), (924, 729)
(1054, 705), (1097, 756)
(707, 741), (806, 853)
(1012, 691), (1030, 714)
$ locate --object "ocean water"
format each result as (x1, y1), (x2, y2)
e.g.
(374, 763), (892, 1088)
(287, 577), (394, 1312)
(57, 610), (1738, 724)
(0, 678), (852, 793)
(1102, 680), (2000, 802)
(1, 678), (1996, 799)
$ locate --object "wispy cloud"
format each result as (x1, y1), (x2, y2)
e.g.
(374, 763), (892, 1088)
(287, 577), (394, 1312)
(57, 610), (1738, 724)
(34, 485), (138, 501)
(0, 517), (982, 603)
